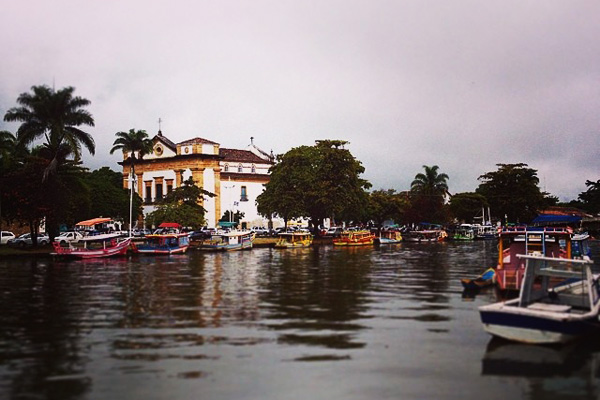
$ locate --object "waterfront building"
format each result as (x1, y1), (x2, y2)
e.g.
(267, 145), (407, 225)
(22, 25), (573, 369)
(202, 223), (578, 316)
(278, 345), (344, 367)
(118, 131), (274, 228)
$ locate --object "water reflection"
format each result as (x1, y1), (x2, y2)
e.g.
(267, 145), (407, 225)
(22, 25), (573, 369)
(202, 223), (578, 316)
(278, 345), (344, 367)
(0, 241), (599, 400)
(0, 259), (94, 399)
(482, 337), (600, 399)
(260, 246), (369, 352)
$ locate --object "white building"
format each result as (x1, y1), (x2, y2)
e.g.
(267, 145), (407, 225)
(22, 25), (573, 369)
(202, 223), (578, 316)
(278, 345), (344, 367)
(119, 131), (275, 228)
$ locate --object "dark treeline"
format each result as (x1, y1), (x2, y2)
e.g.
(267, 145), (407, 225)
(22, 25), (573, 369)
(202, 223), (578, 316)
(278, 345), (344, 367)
(2, 85), (599, 243)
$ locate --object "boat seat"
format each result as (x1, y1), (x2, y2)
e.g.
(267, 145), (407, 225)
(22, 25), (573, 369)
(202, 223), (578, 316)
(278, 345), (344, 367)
(526, 302), (571, 313)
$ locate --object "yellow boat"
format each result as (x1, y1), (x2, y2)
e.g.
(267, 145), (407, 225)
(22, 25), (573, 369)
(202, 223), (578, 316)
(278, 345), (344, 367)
(333, 230), (375, 246)
(275, 232), (313, 248)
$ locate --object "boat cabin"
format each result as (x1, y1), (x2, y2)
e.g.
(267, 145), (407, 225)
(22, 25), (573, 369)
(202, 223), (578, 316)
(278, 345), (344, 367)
(496, 226), (574, 291)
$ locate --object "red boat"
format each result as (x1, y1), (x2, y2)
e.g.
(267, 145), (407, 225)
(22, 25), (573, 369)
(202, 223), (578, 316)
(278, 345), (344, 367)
(495, 226), (573, 291)
(51, 233), (131, 259)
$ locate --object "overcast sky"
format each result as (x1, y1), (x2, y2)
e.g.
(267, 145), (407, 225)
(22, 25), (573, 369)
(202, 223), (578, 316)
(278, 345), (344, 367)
(2, 0), (599, 201)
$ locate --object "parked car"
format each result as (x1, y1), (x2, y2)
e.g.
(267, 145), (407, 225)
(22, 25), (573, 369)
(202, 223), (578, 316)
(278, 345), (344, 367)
(8, 233), (50, 247)
(251, 227), (270, 236)
(189, 229), (213, 241)
(132, 229), (152, 237)
(1, 231), (15, 245)
(324, 227), (344, 238)
(55, 231), (84, 245)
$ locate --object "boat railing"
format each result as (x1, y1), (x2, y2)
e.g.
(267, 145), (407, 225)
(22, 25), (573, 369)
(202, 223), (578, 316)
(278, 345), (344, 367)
(516, 254), (595, 309)
(516, 253), (593, 265)
(500, 226), (572, 234)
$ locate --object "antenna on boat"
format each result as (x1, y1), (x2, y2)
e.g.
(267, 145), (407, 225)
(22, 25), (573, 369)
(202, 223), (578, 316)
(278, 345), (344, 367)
(129, 172), (134, 238)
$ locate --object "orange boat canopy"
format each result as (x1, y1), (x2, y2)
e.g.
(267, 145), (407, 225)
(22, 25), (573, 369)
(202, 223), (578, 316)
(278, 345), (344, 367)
(76, 217), (112, 227)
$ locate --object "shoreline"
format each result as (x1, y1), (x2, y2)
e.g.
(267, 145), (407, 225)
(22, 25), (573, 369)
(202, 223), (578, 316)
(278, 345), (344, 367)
(0, 236), (335, 257)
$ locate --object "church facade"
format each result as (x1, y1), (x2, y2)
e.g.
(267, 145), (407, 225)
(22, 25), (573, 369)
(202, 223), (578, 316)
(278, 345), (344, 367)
(120, 131), (275, 228)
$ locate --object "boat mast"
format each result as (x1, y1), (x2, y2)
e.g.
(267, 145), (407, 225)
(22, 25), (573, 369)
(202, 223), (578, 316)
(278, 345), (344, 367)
(129, 170), (134, 238)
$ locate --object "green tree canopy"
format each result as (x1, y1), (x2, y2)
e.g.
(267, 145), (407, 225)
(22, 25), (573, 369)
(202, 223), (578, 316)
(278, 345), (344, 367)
(367, 189), (408, 228)
(81, 167), (141, 222)
(256, 140), (370, 230)
(476, 163), (548, 224)
(256, 145), (317, 227)
(145, 177), (212, 228)
(219, 210), (245, 227)
(448, 192), (488, 223)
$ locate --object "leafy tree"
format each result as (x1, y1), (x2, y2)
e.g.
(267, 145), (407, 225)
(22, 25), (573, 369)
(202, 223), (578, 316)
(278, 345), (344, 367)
(407, 165), (449, 224)
(0, 130), (17, 162)
(0, 131), (18, 234)
(476, 163), (547, 224)
(314, 140), (371, 226)
(145, 203), (205, 229)
(161, 177), (214, 209)
(145, 177), (212, 228)
(219, 210), (245, 227)
(256, 146), (315, 228)
(448, 192), (488, 223)
(256, 140), (370, 232)
(578, 179), (600, 215)
(81, 167), (141, 222)
(2, 157), (49, 242)
(368, 189), (408, 229)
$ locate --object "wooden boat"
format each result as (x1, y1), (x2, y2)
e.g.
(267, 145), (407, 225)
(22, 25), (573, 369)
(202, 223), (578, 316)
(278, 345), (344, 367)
(51, 233), (131, 259)
(479, 254), (600, 344)
(197, 231), (254, 251)
(461, 268), (495, 290)
(377, 230), (402, 244)
(451, 224), (475, 240)
(333, 230), (375, 246)
(275, 232), (313, 248)
(403, 229), (447, 242)
(494, 226), (574, 291)
(475, 225), (498, 240)
(134, 233), (189, 254)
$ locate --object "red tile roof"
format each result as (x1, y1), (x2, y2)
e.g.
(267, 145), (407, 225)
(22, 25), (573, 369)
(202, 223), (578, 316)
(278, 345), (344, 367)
(220, 148), (272, 163)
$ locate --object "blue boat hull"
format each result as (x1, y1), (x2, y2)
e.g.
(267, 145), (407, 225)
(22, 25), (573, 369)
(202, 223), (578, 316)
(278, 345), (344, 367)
(480, 308), (600, 343)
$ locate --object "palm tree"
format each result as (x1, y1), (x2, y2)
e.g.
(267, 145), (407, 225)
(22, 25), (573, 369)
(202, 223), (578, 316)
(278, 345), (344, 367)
(110, 129), (154, 235)
(411, 165), (449, 197)
(409, 165), (450, 224)
(3, 85), (95, 178)
(110, 128), (154, 178)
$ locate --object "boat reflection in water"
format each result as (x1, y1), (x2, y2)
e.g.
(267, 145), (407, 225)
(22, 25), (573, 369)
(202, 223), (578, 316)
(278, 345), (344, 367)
(482, 337), (600, 398)
(1, 241), (599, 400)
